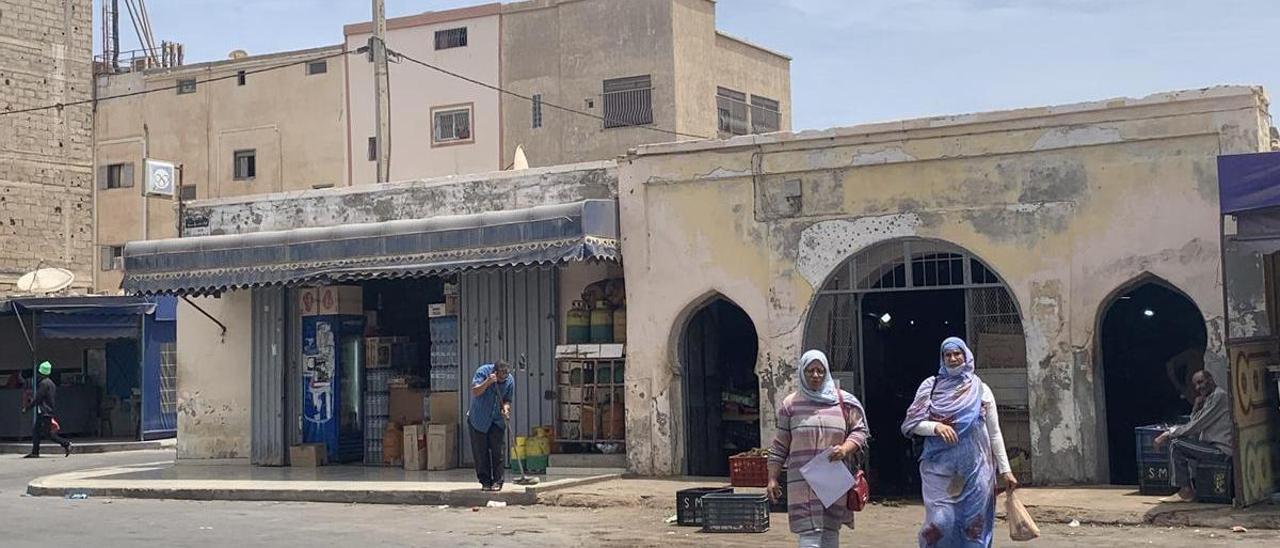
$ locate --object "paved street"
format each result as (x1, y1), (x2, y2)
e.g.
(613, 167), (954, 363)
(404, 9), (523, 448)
(3, 450), (1279, 547)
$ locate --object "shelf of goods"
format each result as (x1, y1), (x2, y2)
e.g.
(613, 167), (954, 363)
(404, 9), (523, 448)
(429, 316), (460, 392)
(555, 355), (626, 445)
(364, 367), (392, 465)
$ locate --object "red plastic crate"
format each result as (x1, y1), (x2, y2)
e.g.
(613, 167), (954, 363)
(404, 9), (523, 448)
(729, 455), (769, 487)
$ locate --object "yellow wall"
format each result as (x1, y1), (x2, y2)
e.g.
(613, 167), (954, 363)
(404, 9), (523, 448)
(176, 293), (252, 460)
(619, 86), (1272, 480)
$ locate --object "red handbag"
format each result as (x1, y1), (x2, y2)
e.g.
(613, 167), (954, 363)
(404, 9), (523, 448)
(837, 389), (870, 512)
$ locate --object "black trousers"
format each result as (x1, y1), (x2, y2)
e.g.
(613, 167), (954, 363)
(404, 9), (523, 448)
(469, 425), (506, 487)
(31, 415), (70, 455)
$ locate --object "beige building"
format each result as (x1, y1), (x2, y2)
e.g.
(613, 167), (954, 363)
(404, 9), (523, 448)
(0, 0), (94, 295)
(500, 0), (791, 169)
(344, 4), (503, 183)
(618, 86), (1273, 486)
(93, 45), (349, 291)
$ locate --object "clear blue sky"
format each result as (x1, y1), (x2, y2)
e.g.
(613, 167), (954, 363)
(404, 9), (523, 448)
(95, 0), (1278, 131)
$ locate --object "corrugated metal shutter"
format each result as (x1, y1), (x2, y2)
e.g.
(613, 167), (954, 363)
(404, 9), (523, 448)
(251, 287), (288, 466)
(459, 267), (557, 465)
(286, 288), (304, 451)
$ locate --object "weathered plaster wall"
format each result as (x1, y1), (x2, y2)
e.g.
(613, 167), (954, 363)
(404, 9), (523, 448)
(176, 293), (252, 460)
(183, 161), (617, 236)
(619, 86), (1271, 482)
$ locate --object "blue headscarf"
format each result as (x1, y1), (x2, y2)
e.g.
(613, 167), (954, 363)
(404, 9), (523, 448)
(901, 337), (984, 437)
(797, 349), (839, 405)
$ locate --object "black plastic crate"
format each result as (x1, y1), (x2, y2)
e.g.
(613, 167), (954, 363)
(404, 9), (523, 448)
(701, 493), (770, 533)
(1194, 461), (1233, 504)
(676, 487), (734, 526)
(1138, 456), (1178, 496)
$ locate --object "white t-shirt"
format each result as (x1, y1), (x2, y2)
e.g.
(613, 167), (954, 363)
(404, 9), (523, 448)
(910, 382), (1012, 475)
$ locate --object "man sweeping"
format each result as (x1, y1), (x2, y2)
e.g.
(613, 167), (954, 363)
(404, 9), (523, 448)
(22, 361), (72, 458)
(468, 360), (513, 491)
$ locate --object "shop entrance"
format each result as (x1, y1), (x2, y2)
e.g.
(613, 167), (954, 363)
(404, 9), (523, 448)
(804, 238), (1032, 497)
(1099, 279), (1206, 485)
(681, 297), (760, 477)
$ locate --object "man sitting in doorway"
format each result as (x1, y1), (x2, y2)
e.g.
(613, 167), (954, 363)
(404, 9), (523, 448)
(468, 360), (514, 492)
(1154, 370), (1232, 502)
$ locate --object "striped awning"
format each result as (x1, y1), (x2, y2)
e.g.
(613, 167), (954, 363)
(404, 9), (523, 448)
(123, 200), (620, 296)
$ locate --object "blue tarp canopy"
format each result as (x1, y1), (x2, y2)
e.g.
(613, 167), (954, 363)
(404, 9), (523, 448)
(1, 296), (158, 339)
(122, 199), (621, 296)
(1219, 151), (1280, 215)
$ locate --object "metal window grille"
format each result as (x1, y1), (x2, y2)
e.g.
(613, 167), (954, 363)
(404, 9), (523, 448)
(233, 150), (256, 180)
(750, 95), (780, 134)
(306, 60), (327, 75)
(179, 185), (196, 201)
(433, 108), (472, 143)
(716, 87), (748, 136)
(602, 75), (653, 128)
(434, 27), (468, 50)
(177, 78), (196, 94)
(159, 342), (178, 416)
(532, 94), (543, 129)
(555, 357), (625, 444)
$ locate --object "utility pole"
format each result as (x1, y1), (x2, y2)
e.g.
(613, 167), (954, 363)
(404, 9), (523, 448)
(372, 0), (391, 183)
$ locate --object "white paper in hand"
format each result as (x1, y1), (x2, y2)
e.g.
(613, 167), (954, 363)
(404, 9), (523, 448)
(798, 448), (855, 508)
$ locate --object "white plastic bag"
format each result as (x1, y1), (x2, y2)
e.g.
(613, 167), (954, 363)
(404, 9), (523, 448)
(1005, 490), (1041, 542)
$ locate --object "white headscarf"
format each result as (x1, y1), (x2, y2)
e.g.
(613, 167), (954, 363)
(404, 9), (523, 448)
(797, 349), (839, 405)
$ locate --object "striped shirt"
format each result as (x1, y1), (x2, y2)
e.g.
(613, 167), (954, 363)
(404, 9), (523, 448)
(767, 392), (870, 533)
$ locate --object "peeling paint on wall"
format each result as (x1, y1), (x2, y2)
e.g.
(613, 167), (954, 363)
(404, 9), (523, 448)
(1033, 125), (1123, 151)
(795, 213), (922, 287)
(851, 146), (916, 166)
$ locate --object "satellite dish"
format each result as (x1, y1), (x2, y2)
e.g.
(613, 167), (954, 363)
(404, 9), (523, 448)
(228, 49), (249, 60)
(512, 145), (529, 170)
(17, 268), (75, 294)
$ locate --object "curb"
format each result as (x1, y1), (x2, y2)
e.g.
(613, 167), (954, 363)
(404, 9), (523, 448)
(0, 441), (172, 455)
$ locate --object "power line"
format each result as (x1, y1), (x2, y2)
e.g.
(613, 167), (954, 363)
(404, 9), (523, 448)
(387, 47), (710, 141)
(0, 49), (354, 117)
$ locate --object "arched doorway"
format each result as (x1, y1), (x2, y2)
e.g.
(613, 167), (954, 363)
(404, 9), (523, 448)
(680, 297), (760, 476)
(1099, 278), (1207, 485)
(803, 238), (1032, 496)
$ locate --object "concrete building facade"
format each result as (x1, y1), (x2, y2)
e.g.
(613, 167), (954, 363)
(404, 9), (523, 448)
(0, 0), (94, 294)
(500, 0), (791, 169)
(93, 45), (349, 291)
(618, 86), (1273, 485)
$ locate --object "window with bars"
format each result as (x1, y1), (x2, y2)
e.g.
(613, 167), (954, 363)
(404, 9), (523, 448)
(750, 95), (781, 133)
(435, 27), (468, 50)
(159, 342), (178, 417)
(716, 87), (748, 136)
(602, 75), (653, 128)
(180, 184), (197, 201)
(432, 106), (473, 144)
(532, 94), (543, 129)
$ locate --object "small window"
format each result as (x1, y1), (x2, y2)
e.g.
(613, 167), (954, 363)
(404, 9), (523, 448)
(434, 27), (468, 50)
(101, 245), (124, 271)
(432, 106), (473, 145)
(236, 71), (246, 86)
(177, 78), (196, 94)
(367, 137), (377, 161)
(179, 184), (197, 201)
(233, 149), (256, 180)
(602, 75), (652, 128)
(105, 163), (127, 189)
(750, 95), (781, 134)
(306, 61), (328, 75)
(531, 94), (543, 129)
(716, 87), (748, 136)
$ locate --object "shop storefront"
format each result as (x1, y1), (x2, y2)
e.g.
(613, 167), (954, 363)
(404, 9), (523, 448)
(123, 199), (623, 469)
(0, 296), (178, 442)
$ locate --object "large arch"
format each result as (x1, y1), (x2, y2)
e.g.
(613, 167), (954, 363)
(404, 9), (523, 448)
(670, 292), (762, 476)
(801, 237), (1032, 495)
(1093, 273), (1209, 486)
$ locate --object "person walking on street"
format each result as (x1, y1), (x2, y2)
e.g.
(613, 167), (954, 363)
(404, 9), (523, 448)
(901, 337), (1017, 547)
(22, 361), (72, 458)
(767, 350), (870, 548)
(468, 360), (514, 492)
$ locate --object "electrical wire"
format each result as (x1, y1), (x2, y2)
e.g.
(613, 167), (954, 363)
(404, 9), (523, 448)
(388, 47), (710, 141)
(0, 48), (355, 117)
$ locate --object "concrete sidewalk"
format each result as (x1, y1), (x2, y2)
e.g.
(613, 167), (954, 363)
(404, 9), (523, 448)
(27, 460), (618, 507)
(538, 478), (1280, 531)
(0, 437), (174, 455)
